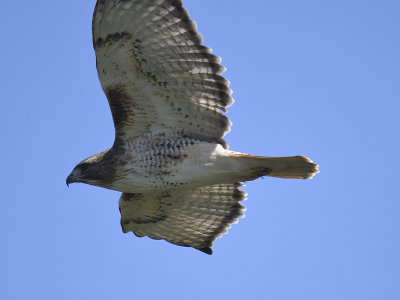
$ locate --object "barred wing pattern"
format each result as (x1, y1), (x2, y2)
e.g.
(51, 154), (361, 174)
(119, 183), (246, 254)
(93, 0), (233, 147)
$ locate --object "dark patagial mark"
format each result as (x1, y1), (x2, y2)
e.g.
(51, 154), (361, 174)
(105, 85), (131, 132)
(125, 213), (168, 225)
(94, 31), (132, 48)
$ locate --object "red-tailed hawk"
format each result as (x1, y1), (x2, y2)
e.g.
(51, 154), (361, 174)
(66, 0), (318, 254)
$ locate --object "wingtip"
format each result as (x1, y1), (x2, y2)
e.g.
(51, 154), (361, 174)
(197, 247), (213, 255)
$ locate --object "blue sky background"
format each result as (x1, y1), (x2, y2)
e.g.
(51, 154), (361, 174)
(1, 1), (399, 299)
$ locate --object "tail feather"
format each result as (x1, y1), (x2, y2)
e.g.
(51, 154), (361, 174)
(228, 153), (319, 180)
(261, 156), (319, 179)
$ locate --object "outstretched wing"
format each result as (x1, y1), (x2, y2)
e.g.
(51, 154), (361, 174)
(119, 183), (246, 254)
(92, 0), (233, 148)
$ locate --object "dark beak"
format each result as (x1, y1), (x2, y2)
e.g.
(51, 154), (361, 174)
(66, 174), (75, 187)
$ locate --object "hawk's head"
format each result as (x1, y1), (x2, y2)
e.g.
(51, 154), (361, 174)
(66, 162), (97, 186)
(67, 150), (112, 187)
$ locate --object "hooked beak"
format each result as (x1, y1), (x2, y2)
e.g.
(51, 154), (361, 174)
(66, 174), (75, 187)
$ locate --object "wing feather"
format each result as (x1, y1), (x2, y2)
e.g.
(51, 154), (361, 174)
(119, 183), (247, 254)
(92, 0), (233, 147)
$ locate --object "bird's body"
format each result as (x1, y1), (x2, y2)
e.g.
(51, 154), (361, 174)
(67, 0), (318, 254)
(105, 140), (232, 192)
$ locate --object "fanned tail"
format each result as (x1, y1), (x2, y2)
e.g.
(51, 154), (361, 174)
(228, 153), (319, 180)
(259, 156), (319, 179)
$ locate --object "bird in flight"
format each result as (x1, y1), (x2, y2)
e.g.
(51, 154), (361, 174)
(66, 0), (318, 255)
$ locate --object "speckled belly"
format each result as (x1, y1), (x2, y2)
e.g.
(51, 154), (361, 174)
(108, 136), (224, 192)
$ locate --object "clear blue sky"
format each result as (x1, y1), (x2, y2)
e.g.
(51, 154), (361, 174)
(1, 1), (399, 299)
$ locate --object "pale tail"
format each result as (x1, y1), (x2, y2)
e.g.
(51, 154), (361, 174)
(229, 153), (319, 180)
(258, 156), (319, 179)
